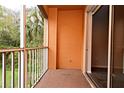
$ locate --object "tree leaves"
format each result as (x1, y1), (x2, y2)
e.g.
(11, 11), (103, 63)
(26, 6), (44, 48)
(0, 5), (20, 49)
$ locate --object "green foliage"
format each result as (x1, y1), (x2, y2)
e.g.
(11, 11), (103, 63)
(0, 5), (20, 49)
(0, 5), (20, 71)
(26, 7), (44, 48)
(0, 5), (44, 88)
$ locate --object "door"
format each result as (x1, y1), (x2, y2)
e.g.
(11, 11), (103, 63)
(86, 5), (109, 88)
(57, 9), (83, 69)
(111, 5), (124, 88)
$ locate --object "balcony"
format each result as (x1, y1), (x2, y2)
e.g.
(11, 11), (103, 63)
(1, 5), (124, 88)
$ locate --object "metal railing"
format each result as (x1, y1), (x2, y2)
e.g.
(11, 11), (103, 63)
(26, 47), (48, 88)
(0, 47), (48, 88)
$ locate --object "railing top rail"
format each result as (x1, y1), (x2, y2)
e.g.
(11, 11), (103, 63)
(0, 48), (24, 53)
(25, 46), (48, 50)
(0, 46), (48, 53)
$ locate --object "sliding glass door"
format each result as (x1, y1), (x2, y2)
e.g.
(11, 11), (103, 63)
(111, 5), (124, 88)
(87, 5), (109, 88)
(86, 5), (124, 88)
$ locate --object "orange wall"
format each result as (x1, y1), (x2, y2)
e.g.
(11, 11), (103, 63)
(48, 7), (85, 70)
(57, 10), (84, 69)
(48, 8), (58, 69)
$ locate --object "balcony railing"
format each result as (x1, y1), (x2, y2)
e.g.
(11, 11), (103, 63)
(0, 47), (48, 88)
(26, 47), (48, 88)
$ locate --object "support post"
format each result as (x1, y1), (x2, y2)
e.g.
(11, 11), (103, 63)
(20, 5), (26, 88)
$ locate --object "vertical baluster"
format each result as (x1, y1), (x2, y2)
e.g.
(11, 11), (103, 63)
(24, 50), (28, 88)
(45, 48), (48, 70)
(45, 48), (47, 71)
(37, 49), (38, 78)
(39, 49), (40, 77)
(40, 49), (42, 75)
(36, 49), (37, 81)
(42, 49), (44, 73)
(43, 48), (46, 72)
(42, 49), (43, 73)
(37, 49), (39, 79)
(36, 49), (37, 79)
(41, 49), (43, 74)
(44, 49), (46, 71)
(11, 52), (15, 88)
(36, 49), (37, 80)
(27, 51), (29, 87)
(40, 49), (41, 76)
(18, 51), (21, 88)
(29, 50), (32, 87)
(46, 48), (48, 70)
(37, 49), (38, 79)
(32, 50), (34, 85)
(35, 49), (37, 81)
(44, 49), (46, 72)
(45, 49), (47, 71)
(39, 49), (40, 75)
(34, 50), (35, 86)
(38, 49), (40, 77)
(2, 52), (6, 88)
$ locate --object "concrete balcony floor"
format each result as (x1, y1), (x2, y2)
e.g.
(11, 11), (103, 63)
(35, 69), (91, 88)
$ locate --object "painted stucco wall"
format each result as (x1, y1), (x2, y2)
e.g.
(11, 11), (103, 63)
(57, 9), (84, 69)
(47, 6), (85, 70)
(48, 8), (58, 69)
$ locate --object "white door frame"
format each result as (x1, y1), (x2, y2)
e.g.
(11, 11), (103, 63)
(83, 5), (112, 88)
(83, 5), (101, 74)
(107, 5), (112, 88)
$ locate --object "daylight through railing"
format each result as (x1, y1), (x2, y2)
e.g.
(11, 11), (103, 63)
(26, 47), (48, 88)
(0, 47), (48, 88)
(0, 48), (24, 88)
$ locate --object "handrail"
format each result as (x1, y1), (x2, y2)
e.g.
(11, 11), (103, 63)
(0, 46), (48, 88)
(0, 48), (24, 53)
(0, 46), (48, 53)
(25, 46), (48, 50)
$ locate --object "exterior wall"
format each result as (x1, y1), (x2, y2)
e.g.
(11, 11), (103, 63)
(48, 6), (85, 70)
(48, 8), (58, 69)
(57, 9), (84, 69)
